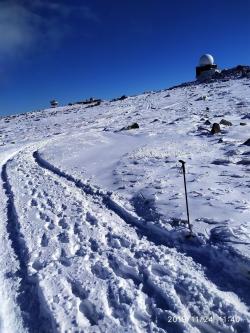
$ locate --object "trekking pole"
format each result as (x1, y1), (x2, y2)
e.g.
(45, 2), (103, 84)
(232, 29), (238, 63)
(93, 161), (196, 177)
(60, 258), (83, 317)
(179, 160), (193, 236)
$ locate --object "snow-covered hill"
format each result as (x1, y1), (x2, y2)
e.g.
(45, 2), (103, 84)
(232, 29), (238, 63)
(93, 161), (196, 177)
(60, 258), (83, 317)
(0, 72), (250, 333)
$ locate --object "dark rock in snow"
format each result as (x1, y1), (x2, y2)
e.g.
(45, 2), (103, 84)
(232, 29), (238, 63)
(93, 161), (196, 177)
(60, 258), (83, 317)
(196, 95), (207, 101)
(243, 138), (250, 146)
(220, 119), (232, 126)
(211, 123), (221, 134)
(240, 122), (247, 126)
(212, 159), (230, 165)
(119, 95), (127, 101)
(111, 95), (127, 102)
(119, 123), (139, 131)
(204, 120), (211, 125)
(237, 159), (250, 165)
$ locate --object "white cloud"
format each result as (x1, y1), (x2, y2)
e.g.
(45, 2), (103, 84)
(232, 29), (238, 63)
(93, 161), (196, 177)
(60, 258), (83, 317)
(0, 4), (37, 56)
(0, 1), (98, 59)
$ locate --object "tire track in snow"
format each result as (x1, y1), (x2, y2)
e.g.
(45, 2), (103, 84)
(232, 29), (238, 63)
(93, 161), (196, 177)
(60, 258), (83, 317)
(1, 162), (55, 333)
(33, 150), (250, 310)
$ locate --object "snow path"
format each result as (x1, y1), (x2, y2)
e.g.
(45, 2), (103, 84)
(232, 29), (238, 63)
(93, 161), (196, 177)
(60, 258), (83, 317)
(34, 148), (250, 310)
(1, 145), (248, 332)
(0, 148), (35, 333)
(0, 76), (249, 332)
(1, 162), (55, 332)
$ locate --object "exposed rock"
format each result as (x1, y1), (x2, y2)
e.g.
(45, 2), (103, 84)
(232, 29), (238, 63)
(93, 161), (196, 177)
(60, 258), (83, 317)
(204, 120), (211, 125)
(86, 100), (101, 108)
(242, 114), (250, 119)
(166, 65), (250, 91)
(119, 123), (139, 131)
(73, 98), (102, 105)
(196, 95), (208, 101)
(240, 122), (247, 126)
(237, 159), (250, 165)
(119, 95), (127, 101)
(220, 119), (232, 126)
(111, 95), (127, 102)
(211, 123), (221, 134)
(243, 138), (250, 146)
(212, 159), (230, 165)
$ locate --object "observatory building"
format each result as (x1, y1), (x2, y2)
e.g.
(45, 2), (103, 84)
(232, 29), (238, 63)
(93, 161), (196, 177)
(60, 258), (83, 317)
(196, 54), (219, 80)
(50, 100), (58, 108)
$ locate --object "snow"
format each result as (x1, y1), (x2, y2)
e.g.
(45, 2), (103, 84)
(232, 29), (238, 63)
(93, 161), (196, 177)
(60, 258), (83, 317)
(0, 76), (249, 332)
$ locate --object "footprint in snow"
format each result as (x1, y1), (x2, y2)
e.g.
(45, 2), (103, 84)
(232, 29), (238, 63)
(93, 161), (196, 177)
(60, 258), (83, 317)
(70, 280), (90, 299)
(86, 212), (98, 226)
(75, 247), (87, 257)
(61, 203), (67, 211)
(32, 259), (46, 272)
(40, 202), (46, 210)
(150, 264), (169, 277)
(41, 233), (49, 247)
(70, 281), (103, 326)
(30, 198), (38, 207)
(46, 198), (54, 208)
(91, 261), (111, 280)
(73, 222), (81, 235)
(58, 218), (69, 229)
(31, 188), (37, 196)
(47, 222), (55, 230)
(106, 232), (131, 249)
(79, 300), (103, 326)
(59, 249), (71, 266)
(58, 232), (69, 243)
(38, 211), (50, 222)
(89, 238), (99, 252)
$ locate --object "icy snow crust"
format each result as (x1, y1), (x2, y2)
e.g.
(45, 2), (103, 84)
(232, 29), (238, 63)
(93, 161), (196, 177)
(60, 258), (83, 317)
(0, 77), (249, 332)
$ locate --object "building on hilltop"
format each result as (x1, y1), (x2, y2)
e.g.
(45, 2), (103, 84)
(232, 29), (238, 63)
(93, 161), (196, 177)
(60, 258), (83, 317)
(196, 54), (220, 81)
(50, 100), (59, 108)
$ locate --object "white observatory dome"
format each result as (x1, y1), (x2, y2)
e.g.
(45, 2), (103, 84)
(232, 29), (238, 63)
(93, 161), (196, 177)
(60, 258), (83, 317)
(199, 54), (214, 66)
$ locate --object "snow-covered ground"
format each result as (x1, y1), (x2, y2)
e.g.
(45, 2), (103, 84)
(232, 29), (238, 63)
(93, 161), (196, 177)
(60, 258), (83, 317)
(0, 75), (249, 332)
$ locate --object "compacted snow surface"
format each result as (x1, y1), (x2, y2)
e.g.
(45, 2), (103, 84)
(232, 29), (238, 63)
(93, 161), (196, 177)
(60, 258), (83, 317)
(0, 76), (249, 333)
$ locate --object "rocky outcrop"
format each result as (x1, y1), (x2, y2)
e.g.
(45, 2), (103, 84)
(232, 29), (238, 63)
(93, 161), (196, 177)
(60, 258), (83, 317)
(220, 119), (232, 126)
(211, 123), (221, 134)
(243, 138), (250, 146)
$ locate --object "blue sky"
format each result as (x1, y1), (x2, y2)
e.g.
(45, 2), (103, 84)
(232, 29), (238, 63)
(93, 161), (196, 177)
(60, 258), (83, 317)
(0, 0), (250, 115)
